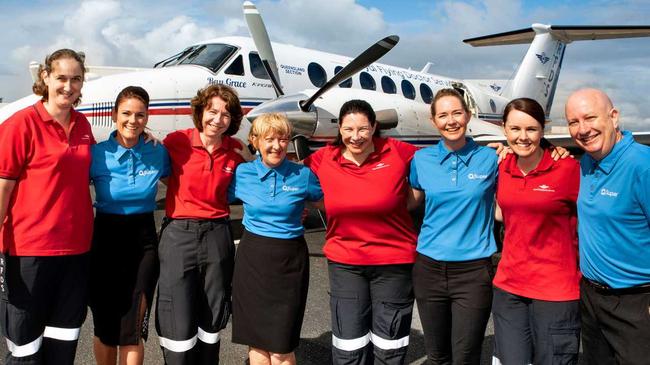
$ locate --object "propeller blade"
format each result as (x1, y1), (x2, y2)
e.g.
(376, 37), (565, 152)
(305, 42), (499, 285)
(243, 1), (284, 97)
(299, 35), (399, 111)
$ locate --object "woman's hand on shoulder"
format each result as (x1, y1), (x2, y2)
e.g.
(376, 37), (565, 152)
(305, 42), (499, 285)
(233, 138), (256, 162)
(487, 142), (512, 164)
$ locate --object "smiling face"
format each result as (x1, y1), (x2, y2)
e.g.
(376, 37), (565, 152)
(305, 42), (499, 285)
(43, 57), (83, 110)
(255, 133), (289, 168)
(565, 89), (620, 160)
(431, 95), (469, 150)
(113, 97), (148, 148)
(339, 112), (376, 156)
(504, 109), (544, 158)
(201, 96), (232, 139)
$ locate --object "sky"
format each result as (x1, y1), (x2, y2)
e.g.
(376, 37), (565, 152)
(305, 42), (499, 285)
(1, 0), (649, 129)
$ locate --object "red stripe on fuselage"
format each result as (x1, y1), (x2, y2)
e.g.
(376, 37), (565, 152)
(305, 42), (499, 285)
(82, 107), (253, 118)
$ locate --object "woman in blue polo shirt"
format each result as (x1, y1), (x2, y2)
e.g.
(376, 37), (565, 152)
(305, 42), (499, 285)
(409, 88), (498, 364)
(89, 86), (170, 365)
(229, 113), (323, 365)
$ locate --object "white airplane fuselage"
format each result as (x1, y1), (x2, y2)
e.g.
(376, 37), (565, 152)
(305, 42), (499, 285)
(0, 36), (506, 145)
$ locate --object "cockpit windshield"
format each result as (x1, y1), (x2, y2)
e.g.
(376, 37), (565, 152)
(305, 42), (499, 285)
(153, 44), (238, 73)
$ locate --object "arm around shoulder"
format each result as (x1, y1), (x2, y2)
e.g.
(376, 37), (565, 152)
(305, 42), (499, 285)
(0, 178), (17, 229)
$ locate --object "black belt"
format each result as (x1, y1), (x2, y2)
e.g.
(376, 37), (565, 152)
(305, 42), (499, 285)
(583, 277), (650, 295)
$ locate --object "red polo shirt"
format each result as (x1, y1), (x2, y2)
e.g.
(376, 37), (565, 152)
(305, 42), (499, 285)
(0, 101), (95, 256)
(494, 149), (581, 301)
(304, 137), (418, 265)
(163, 129), (243, 219)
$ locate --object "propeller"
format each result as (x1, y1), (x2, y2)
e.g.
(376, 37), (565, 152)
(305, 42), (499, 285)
(241, 2), (400, 159)
(299, 35), (399, 112)
(243, 1), (284, 97)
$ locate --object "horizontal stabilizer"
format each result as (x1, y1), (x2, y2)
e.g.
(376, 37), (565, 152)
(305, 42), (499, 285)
(464, 25), (650, 46)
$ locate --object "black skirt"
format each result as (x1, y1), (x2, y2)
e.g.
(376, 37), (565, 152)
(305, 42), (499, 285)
(231, 230), (309, 353)
(89, 212), (159, 346)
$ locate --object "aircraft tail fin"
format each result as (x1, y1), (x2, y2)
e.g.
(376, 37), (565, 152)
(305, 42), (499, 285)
(464, 25), (650, 115)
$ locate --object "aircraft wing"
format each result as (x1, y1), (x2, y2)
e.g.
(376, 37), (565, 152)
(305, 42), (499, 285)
(464, 25), (650, 46)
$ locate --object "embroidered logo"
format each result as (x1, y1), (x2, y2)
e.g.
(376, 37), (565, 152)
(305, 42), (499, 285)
(600, 188), (619, 197)
(138, 169), (158, 176)
(222, 166), (234, 174)
(468, 173), (488, 180)
(533, 184), (555, 192)
(282, 185), (299, 192)
(372, 162), (390, 171)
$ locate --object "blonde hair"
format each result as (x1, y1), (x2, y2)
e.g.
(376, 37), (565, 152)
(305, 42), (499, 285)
(248, 113), (293, 147)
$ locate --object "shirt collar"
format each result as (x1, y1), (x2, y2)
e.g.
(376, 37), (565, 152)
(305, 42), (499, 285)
(503, 148), (554, 177)
(108, 130), (145, 161)
(434, 137), (477, 165)
(34, 100), (80, 126)
(586, 130), (633, 174)
(253, 156), (290, 180)
(34, 100), (53, 123)
(331, 137), (392, 164)
(191, 129), (238, 151)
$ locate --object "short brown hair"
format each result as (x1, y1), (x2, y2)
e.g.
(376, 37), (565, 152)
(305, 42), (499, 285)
(190, 84), (243, 135)
(430, 88), (469, 116)
(502, 97), (546, 128)
(32, 49), (87, 107)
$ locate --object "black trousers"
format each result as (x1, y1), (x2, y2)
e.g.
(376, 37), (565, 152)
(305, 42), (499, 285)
(412, 253), (493, 365)
(491, 287), (580, 365)
(0, 253), (89, 365)
(580, 278), (650, 365)
(155, 218), (235, 365)
(328, 261), (414, 365)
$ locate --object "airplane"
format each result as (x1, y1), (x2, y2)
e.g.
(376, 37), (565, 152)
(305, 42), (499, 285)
(0, 1), (649, 158)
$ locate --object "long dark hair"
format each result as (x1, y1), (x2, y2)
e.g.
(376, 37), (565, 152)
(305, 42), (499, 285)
(502, 97), (546, 127)
(332, 99), (380, 146)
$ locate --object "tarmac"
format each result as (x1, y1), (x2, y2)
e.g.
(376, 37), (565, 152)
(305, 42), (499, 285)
(1, 184), (587, 364)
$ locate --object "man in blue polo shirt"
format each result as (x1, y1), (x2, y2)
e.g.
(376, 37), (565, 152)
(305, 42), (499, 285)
(565, 88), (650, 365)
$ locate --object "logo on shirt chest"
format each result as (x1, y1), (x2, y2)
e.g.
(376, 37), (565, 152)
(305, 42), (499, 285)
(600, 188), (619, 198)
(282, 185), (299, 192)
(138, 169), (158, 176)
(467, 173), (488, 180)
(372, 162), (390, 171)
(533, 184), (555, 192)
(222, 166), (234, 174)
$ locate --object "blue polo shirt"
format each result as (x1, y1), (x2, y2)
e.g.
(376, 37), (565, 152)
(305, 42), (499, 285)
(91, 131), (170, 215)
(578, 131), (650, 288)
(230, 157), (323, 239)
(410, 138), (497, 261)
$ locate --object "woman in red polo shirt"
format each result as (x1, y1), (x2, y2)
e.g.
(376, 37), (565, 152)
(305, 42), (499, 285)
(492, 98), (581, 365)
(304, 99), (418, 365)
(155, 84), (247, 365)
(0, 49), (95, 364)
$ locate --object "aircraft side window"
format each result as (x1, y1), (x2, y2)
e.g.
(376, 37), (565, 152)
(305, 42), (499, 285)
(381, 76), (396, 94)
(308, 62), (327, 88)
(249, 53), (270, 79)
(420, 83), (433, 104)
(334, 66), (352, 88)
(225, 55), (245, 76)
(360, 72), (376, 91)
(401, 80), (416, 100)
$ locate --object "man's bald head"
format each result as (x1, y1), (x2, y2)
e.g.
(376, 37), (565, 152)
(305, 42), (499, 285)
(565, 88), (621, 160)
